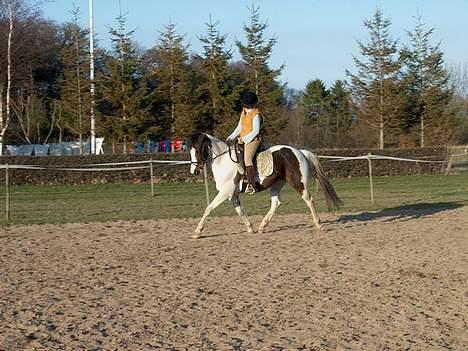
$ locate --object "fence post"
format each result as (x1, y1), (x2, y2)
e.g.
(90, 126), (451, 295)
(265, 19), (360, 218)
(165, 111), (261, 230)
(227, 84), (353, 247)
(367, 153), (375, 205)
(5, 163), (10, 220)
(150, 159), (155, 197)
(203, 163), (210, 206)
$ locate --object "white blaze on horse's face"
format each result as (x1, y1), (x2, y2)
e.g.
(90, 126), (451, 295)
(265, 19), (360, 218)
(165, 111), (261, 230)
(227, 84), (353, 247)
(190, 147), (197, 174)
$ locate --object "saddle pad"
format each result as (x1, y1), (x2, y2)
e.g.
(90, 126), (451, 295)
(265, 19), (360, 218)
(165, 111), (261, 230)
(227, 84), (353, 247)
(256, 150), (274, 177)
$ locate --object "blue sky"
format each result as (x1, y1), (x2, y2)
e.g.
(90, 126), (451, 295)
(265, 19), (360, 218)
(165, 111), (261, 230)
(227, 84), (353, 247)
(42, 0), (468, 90)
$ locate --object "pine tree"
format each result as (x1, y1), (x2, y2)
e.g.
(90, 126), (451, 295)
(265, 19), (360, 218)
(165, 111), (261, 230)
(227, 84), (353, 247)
(150, 22), (193, 140)
(58, 6), (90, 153)
(328, 80), (353, 147)
(198, 15), (236, 136)
(402, 16), (454, 146)
(302, 79), (329, 118)
(100, 13), (150, 153)
(301, 79), (329, 147)
(235, 3), (287, 140)
(347, 8), (403, 149)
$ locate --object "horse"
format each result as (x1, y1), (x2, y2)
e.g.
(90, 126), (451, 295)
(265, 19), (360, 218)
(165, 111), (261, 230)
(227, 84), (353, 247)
(189, 133), (342, 237)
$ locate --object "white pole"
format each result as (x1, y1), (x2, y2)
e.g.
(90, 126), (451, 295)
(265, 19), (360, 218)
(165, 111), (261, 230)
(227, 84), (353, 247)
(150, 159), (155, 197)
(367, 153), (375, 205)
(89, 0), (96, 154)
(203, 164), (210, 206)
(5, 163), (10, 221)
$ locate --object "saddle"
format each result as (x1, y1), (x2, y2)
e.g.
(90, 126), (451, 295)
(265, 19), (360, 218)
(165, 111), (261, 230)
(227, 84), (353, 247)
(236, 142), (274, 178)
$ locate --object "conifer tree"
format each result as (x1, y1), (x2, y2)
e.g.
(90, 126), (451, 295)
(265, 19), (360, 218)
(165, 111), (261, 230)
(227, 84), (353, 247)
(402, 16), (454, 146)
(301, 79), (329, 147)
(236, 3), (287, 140)
(58, 6), (90, 153)
(347, 8), (404, 149)
(198, 15), (236, 136)
(328, 80), (353, 147)
(151, 22), (193, 140)
(302, 79), (329, 119)
(100, 13), (150, 153)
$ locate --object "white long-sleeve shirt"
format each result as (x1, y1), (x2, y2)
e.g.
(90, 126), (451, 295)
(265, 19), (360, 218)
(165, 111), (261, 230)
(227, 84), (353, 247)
(228, 109), (261, 144)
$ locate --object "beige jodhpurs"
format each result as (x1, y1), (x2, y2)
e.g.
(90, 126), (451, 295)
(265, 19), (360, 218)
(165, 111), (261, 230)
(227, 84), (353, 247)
(243, 139), (261, 167)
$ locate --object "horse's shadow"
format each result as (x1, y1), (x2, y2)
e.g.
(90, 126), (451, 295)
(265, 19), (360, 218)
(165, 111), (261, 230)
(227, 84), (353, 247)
(267, 223), (312, 233)
(195, 201), (465, 237)
(334, 201), (465, 225)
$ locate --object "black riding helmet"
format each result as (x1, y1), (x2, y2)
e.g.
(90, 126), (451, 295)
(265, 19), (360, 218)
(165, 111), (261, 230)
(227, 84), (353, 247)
(241, 91), (258, 108)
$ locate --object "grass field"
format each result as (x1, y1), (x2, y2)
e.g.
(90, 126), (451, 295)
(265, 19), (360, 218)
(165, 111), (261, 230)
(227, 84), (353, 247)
(0, 174), (467, 226)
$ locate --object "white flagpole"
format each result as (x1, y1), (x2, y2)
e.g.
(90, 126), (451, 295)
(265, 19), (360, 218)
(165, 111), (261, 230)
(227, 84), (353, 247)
(89, 0), (96, 154)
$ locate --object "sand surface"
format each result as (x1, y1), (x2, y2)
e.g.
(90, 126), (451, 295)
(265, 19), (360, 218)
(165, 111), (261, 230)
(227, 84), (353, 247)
(1, 205), (467, 350)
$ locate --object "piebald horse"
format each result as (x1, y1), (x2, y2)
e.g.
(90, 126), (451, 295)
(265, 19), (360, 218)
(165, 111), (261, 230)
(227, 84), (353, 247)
(190, 133), (342, 237)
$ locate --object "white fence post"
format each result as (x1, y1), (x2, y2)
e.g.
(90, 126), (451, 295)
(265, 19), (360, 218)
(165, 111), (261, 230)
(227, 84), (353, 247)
(367, 153), (375, 205)
(203, 164), (210, 206)
(5, 163), (10, 220)
(150, 159), (155, 197)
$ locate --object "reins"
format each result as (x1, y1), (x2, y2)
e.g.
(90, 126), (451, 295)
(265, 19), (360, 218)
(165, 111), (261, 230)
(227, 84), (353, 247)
(227, 141), (240, 164)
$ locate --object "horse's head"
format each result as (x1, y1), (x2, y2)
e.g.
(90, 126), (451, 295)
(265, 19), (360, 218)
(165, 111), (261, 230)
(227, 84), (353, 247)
(189, 133), (212, 175)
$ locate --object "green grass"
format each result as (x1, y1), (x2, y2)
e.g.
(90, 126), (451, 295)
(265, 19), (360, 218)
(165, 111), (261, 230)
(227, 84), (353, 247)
(0, 174), (467, 226)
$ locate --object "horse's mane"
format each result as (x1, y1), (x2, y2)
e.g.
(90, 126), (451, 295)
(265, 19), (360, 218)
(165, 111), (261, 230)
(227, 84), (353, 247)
(189, 133), (225, 146)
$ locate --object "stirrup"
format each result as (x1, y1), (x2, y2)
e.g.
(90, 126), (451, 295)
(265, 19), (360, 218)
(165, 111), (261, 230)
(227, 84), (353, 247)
(245, 184), (256, 194)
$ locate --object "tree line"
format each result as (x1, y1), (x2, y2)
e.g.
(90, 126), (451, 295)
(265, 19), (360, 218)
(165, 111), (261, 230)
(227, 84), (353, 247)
(0, 1), (467, 155)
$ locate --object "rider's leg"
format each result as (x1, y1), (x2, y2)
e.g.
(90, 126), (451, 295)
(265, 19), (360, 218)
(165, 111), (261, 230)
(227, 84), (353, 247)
(244, 140), (261, 193)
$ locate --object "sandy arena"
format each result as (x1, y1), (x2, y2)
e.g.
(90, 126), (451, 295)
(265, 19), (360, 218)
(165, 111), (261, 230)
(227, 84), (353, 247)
(1, 205), (467, 350)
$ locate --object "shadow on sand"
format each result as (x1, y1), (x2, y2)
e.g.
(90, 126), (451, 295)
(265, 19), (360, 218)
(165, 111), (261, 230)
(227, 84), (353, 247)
(192, 201), (466, 237)
(335, 201), (466, 225)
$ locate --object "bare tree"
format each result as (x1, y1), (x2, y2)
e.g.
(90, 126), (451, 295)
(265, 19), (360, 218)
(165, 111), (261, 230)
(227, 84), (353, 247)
(448, 62), (468, 99)
(0, 0), (60, 150)
(0, 0), (13, 155)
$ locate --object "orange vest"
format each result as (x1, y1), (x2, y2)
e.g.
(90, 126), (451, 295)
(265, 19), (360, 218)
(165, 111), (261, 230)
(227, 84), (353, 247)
(240, 108), (262, 137)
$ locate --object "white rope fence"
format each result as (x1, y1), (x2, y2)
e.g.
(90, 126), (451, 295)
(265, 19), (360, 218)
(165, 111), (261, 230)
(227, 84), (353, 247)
(318, 154), (450, 163)
(0, 152), (459, 221)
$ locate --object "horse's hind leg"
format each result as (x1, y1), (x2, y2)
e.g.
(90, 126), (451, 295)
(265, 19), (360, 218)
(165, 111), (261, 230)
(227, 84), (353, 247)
(231, 195), (254, 233)
(194, 192), (229, 238)
(258, 181), (284, 233)
(302, 189), (322, 230)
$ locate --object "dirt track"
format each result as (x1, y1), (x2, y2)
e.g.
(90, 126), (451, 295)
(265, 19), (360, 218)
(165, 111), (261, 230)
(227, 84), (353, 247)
(1, 205), (467, 350)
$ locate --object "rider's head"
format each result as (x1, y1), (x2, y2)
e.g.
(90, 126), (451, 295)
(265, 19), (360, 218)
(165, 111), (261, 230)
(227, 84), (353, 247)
(241, 91), (258, 109)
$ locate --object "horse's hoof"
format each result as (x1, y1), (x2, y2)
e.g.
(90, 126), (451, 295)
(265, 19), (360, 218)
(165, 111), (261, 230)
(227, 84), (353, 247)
(247, 228), (255, 233)
(193, 228), (203, 238)
(316, 225), (326, 233)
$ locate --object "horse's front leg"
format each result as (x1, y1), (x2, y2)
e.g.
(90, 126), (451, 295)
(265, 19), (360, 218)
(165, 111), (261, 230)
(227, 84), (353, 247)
(193, 192), (229, 238)
(231, 195), (254, 233)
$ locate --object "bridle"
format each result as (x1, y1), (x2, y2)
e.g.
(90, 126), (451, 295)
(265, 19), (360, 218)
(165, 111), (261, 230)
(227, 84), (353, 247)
(191, 144), (230, 173)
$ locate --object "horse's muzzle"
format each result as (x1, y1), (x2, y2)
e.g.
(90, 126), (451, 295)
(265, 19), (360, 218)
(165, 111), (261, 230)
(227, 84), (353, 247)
(190, 163), (202, 175)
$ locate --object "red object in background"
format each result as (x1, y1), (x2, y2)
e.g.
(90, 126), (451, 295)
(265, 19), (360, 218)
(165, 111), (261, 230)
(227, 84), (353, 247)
(174, 138), (183, 152)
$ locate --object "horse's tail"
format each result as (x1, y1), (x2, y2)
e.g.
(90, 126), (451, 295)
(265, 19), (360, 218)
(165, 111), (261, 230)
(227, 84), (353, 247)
(300, 149), (343, 211)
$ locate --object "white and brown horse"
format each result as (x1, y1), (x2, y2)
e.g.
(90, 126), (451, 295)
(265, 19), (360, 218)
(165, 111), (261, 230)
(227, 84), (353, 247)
(189, 133), (342, 237)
